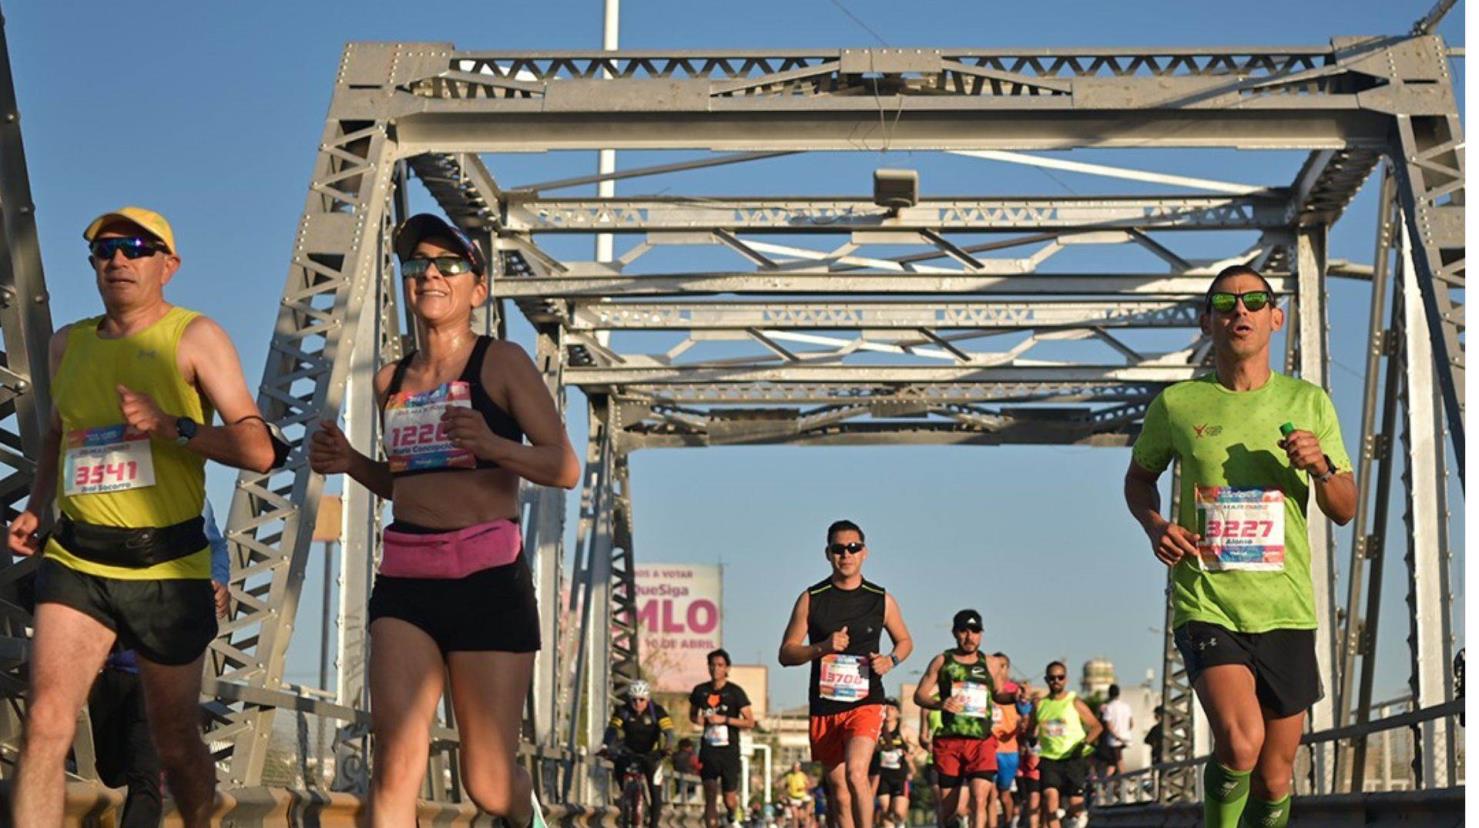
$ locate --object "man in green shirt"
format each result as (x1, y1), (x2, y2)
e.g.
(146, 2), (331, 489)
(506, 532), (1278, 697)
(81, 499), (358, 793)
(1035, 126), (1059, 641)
(1124, 264), (1357, 828)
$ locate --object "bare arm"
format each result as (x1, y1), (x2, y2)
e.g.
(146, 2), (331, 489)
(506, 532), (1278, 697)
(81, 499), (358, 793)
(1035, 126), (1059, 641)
(1313, 472), (1357, 525)
(170, 317), (275, 473)
(881, 592), (913, 665)
(31, 329), (67, 511)
(476, 342), (580, 489)
(778, 590), (817, 666)
(913, 654), (946, 710)
(308, 363), (394, 499)
(729, 704), (756, 730)
(1075, 698), (1104, 746)
(9, 330), (67, 554)
(1124, 460), (1200, 567)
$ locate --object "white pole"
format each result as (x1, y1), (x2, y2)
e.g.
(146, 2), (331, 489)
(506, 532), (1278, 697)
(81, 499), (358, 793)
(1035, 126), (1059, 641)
(596, 0), (618, 266)
(594, 0), (618, 349)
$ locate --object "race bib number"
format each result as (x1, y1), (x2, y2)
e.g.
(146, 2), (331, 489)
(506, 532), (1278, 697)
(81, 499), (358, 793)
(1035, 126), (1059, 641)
(384, 382), (477, 473)
(1195, 486), (1285, 572)
(703, 716), (730, 748)
(1042, 719), (1067, 739)
(64, 425), (155, 496)
(991, 704), (1004, 726)
(819, 654), (870, 702)
(879, 748), (903, 770)
(952, 682), (990, 718)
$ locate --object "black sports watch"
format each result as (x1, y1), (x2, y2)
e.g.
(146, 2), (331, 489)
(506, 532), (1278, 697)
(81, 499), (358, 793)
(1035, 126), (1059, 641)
(175, 416), (199, 446)
(1315, 454), (1337, 483)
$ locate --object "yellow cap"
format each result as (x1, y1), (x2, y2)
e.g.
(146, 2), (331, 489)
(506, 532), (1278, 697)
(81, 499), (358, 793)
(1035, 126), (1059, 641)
(82, 206), (177, 255)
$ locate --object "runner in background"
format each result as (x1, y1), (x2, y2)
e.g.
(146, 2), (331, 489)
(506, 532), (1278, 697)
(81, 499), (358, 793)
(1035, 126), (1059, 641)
(689, 648), (756, 828)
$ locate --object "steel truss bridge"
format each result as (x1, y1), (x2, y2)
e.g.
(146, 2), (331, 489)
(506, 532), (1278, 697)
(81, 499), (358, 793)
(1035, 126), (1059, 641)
(0, 10), (1465, 825)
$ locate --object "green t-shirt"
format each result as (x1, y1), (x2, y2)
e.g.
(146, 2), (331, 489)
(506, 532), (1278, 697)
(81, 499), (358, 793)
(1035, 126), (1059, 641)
(1131, 372), (1351, 634)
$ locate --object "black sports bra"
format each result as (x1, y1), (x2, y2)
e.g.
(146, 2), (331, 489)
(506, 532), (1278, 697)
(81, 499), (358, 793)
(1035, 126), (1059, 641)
(380, 336), (524, 478)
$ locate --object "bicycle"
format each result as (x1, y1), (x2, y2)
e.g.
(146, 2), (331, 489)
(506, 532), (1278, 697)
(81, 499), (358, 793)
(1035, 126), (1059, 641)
(604, 745), (665, 828)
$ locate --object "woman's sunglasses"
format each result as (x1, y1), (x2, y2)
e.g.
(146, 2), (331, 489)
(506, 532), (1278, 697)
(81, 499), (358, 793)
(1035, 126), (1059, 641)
(402, 256), (477, 279)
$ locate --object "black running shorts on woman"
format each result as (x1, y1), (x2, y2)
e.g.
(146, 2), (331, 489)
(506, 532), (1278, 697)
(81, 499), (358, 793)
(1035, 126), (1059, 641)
(368, 521), (539, 654)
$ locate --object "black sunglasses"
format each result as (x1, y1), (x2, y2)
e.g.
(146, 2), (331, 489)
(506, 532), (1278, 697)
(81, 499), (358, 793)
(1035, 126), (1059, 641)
(1207, 290), (1273, 314)
(402, 256), (477, 279)
(827, 542), (865, 556)
(90, 237), (166, 260)
(1045, 674), (1067, 681)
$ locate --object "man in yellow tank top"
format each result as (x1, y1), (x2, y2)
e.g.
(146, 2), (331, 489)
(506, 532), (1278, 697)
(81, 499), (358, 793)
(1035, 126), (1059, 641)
(7, 207), (277, 827)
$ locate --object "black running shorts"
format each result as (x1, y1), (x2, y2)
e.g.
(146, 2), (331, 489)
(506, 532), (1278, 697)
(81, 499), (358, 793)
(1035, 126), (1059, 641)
(35, 557), (217, 666)
(1037, 755), (1088, 797)
(877, 774), (907, 797)
(368, 552), (540, 654)
(1173, 620), (1320, 718)
(699, 748), (742, 792)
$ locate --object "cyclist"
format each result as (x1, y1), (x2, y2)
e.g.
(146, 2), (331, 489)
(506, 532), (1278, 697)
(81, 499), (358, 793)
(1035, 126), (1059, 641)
(602, 680), (675, 828)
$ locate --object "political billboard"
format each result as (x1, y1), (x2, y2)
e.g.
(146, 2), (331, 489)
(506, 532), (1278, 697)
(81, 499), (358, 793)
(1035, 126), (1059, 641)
(635, 563), (723, 692)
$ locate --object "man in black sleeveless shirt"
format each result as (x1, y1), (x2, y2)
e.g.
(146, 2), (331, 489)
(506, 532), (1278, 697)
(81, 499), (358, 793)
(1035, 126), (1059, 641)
(779, 519), (913, 828)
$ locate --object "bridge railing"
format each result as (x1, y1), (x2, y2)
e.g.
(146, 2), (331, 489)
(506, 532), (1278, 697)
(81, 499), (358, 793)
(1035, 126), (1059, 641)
(1090, 699), (1464, 808)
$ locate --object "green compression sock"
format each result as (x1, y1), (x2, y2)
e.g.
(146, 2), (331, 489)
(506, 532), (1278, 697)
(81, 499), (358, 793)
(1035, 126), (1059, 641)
(1202, 763), (1251, 828)
(1240, 794), (1291, 828)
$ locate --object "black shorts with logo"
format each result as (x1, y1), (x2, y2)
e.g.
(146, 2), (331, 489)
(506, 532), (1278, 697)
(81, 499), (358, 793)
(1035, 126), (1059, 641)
(35, 557), (217, 666)
(1173, 620), (1321, 718)
(1037, 755), (1088, 797)
(700, 748), (742, 792)
(877, 773), (907, 797)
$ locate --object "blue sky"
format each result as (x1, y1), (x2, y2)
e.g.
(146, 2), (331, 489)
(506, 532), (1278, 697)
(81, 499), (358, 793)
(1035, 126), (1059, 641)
(8, 1), (1465, 710)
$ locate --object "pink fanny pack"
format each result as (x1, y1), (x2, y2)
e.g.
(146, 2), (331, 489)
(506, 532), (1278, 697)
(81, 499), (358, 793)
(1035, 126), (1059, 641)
(380, 519), (522, 579)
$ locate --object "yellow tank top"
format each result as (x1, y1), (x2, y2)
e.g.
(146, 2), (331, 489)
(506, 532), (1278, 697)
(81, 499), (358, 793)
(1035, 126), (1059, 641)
(45, 306), (213, 580)
(785, 771), (809, 799)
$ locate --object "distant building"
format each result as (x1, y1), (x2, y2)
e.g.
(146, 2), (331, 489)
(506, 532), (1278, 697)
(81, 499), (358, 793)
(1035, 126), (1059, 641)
(1082, 658), (1115, 697)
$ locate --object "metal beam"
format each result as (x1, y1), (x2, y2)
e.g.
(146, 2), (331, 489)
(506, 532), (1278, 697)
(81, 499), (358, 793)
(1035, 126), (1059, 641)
(1295, 224), (1338, 794)
(563, 300), (1203, 330)
(566, 364), (1200, 387)
(0, 10), (55, 777)
(611, 381), (1165, 406)
(503, 194), (1291, 233)
(495, 273), (1295, 298)
(383, 44), (1410, 152)
(1397, 223), (1456, 788)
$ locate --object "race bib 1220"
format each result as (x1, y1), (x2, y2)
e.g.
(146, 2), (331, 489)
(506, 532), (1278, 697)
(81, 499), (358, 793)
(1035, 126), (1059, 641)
(383, 382), (477, 473)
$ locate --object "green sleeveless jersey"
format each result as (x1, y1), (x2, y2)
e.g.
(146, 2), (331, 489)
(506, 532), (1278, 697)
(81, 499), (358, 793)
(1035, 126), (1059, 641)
(937, 650), (995, 739)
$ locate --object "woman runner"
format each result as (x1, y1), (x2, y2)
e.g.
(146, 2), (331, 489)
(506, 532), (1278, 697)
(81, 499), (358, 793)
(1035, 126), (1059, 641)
(869, 699), (914, 828)
(310, 214), (580, 826)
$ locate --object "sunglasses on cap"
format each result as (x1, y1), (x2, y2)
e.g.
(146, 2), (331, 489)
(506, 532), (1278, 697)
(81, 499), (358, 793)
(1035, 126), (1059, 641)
(90, 237), (167, 260)
(402, 256), (477, 279)
(1208, 290), (1273, 314)
(827, 542), (865, 556)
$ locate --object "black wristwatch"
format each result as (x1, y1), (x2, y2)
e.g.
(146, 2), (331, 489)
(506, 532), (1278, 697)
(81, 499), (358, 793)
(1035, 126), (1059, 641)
(175, 416), (199, 446)
(1315, 454), (1337, 483)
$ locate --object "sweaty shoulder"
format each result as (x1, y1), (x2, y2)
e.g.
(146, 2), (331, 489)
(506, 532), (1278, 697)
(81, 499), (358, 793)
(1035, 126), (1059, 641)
(480, 338), (535, 381)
